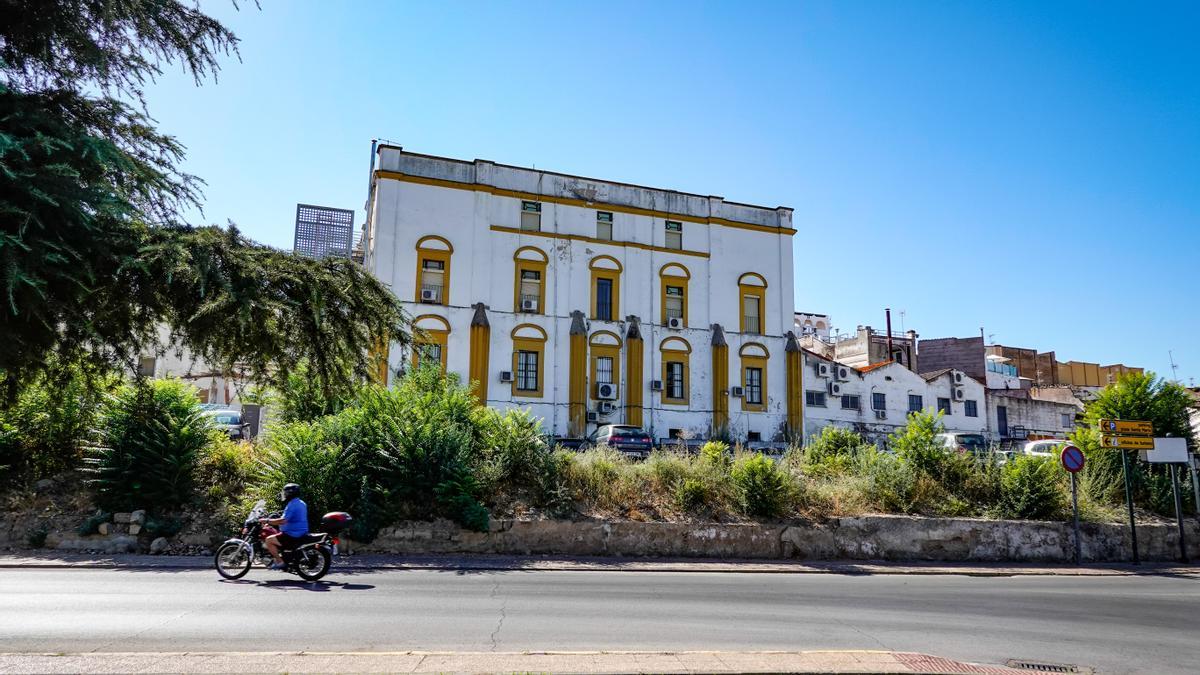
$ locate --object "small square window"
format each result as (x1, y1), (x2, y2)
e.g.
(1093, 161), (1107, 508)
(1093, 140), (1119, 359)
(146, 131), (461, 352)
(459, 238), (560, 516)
(1061, 413), (1072, 428)
(596, 212), (613, 240)
(872, 392), (887, 411)
(665, 221), (682, 249)
(964, 400), (978, 417)
(805, 390), (827, 407)
(842, 395), (861, 411)
(521, 201), (541, 231)
(937, 397), (951, 415)
(746, 431), (762, 443)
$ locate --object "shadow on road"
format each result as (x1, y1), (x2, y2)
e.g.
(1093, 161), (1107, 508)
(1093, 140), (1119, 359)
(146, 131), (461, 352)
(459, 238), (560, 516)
(218, 578), (376, 591)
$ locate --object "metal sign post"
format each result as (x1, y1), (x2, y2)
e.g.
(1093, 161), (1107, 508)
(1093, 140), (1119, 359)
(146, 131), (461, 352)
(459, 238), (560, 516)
(1099, 419), (1153, 566)
(1061, 445), (1086, 566)
(1170, 465), (1188, 564)
(1142, 438), (1189, 564)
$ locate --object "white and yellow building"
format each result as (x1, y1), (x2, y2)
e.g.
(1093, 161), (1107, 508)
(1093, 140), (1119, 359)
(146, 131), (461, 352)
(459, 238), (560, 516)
(363, 146), (802, 442)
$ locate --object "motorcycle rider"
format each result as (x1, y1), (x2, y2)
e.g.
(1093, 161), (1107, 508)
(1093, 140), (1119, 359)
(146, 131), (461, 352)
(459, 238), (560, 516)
(259, 483), (308, 570)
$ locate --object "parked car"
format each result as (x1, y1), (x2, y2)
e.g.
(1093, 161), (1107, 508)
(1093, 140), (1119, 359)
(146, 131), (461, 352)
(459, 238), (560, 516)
(584, 424), (654, 458)
(935, 432), (989, 454)
(203, 408), (248, 440)
(1022, 439), (1066, 457)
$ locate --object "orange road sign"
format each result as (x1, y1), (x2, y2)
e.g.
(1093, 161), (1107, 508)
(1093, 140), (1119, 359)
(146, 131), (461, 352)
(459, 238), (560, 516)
(1098, 420), (1153, 436)
(1101, 434), (1155, 450)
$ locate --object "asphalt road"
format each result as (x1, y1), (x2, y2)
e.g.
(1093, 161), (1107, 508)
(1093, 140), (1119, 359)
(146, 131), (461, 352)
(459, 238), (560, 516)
(1, 567), (1196, 674)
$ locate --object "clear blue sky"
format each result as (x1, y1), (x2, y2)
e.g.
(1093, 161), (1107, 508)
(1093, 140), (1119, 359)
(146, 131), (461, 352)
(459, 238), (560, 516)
(143, 1), (1199, 385)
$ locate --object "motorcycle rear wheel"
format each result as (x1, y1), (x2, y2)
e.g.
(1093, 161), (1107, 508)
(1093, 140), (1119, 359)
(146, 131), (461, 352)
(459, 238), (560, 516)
(214, 541), (252, 580)
(295, 547), (331, 581)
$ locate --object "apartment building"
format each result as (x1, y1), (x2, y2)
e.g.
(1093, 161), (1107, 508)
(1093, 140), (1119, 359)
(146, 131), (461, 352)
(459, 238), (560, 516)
(363, 146), (800, 442)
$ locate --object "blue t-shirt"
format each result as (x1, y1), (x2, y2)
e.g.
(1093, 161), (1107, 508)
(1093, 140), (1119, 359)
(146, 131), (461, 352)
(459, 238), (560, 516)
(281, 498), (308, 537)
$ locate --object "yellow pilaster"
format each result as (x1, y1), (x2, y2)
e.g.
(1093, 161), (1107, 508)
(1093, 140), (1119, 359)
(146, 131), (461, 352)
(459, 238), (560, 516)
(625, 317), (644, 428)
(711, 324), (729, 437)
(468, 303), (491, 406)
(568, 310), (588, 437)
(784, 331), (804, 442)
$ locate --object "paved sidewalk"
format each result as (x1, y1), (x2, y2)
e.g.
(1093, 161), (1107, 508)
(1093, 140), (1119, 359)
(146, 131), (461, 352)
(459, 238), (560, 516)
(0, 651), (1084, 674)
(1, 551), (1197, 577)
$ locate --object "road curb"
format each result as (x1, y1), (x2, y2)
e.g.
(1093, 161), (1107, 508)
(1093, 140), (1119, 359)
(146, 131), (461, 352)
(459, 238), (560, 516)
(2, 554), (1198, 577)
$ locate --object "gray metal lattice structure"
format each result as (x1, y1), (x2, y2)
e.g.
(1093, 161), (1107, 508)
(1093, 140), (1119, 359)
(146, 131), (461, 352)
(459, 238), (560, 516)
(293, 204), (355, 259)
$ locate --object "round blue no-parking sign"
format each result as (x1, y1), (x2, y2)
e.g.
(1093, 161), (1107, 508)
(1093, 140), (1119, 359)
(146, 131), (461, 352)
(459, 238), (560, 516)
(1061, 445), (1085, 473)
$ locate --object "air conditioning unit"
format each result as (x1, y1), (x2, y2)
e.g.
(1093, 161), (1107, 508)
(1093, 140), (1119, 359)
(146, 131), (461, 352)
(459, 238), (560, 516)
(827, 382), (843, 396)
(596, 382), (617, 400)
(521, 298), (538, 312)
(650, 379), (663, 391)
(953, 387), (966, 401)
(874, 409), (887, 420)
(836, 366), (851, 381)
(730, 386), (744, 398)
(597, 401), (616, 415)
(499, 371), (513, 383)
(815, 363), (831, 378)
(666, 317), (684, 330)
(953, 371), (965, 384)
(586, 412), (600, 423)
(420, 288), (439, 303)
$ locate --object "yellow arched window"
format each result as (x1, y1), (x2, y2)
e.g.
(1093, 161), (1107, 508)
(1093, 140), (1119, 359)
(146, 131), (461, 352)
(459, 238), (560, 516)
(511, 324), (548, 398)
(659, 336), (691, 405)
(739, 342), (769, 412)
(589, 330), (623, 400)
(659, 263), (691, 328)
(513, 246), (549, 315)
(738, 272), (767, 335)
(412, 315), (451, 370)
(415, 235), (453, 305)
(590, 255), (622, 322)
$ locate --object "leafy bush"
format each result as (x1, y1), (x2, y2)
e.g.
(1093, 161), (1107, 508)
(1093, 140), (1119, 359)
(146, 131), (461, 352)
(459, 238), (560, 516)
(254, 417), (362, 533)
(473, 407), (561, 509)
(674, 477), (710, 513)
(699, 440), (731, 468)
(77, 511), (111, 536)
(87, 379), (212, 512)
(730, 453), (793, 518)
(996, 455), (1066, 520)
(26, 526), (49, 548)
(889, 410), (947, 476)
(0, 360), (113, 481)
(854, 448), (922, 514)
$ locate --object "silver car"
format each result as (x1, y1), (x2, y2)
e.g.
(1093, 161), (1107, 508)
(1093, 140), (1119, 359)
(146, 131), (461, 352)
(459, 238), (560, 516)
(203, 408), (247, 440)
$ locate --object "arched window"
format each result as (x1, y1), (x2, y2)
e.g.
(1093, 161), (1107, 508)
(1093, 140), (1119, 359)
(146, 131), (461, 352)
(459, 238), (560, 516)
(412, 315), (451, 370)
(659, 336), (691, 405)
(513, 246), (549, 315)
(511, 324), (548, 398)
(589, 331), (623, 400)
(659, 263), (691, 328)
(415, 235), (453, 305)
(739, 342), (769, 412)
(589, 255), (622, 322)
(738, 273), (767, 335)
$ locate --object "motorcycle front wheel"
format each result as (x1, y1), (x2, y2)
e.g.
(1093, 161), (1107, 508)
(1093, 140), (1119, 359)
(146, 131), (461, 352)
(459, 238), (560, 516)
(214, 541), (252, 580)
(295, 547), (331, 581)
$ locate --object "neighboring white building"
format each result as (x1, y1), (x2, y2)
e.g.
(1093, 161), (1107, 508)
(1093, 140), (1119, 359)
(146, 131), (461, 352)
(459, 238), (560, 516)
(801, 351), (987, 444)
(794, 312), (831, 339)
(364, 146), (799, 442)
(135, 328), (242, 406)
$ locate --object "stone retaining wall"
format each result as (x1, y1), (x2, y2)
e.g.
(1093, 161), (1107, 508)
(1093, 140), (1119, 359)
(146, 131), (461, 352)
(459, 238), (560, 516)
(352, 515), (1200, 563)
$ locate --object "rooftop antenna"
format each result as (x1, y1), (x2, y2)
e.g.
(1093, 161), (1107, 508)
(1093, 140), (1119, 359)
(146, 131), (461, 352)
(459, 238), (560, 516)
(1168, 350), (1180, 382)
(899, 310), (906, 333)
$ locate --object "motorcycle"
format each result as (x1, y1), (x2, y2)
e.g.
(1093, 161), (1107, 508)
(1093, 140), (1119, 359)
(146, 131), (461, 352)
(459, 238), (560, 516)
(214, 499), (353, 581)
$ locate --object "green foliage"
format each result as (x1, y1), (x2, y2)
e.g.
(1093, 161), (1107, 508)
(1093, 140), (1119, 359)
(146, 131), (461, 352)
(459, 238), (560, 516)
(473, 407), (562, 509)
(77, 511), (111, 536)
(806, 426), (870, 461)
(1073, 372), (1197, 516)
(25, 526), (49, 548)
(0, 359), (115, 480)
(277, 361), (354, 423)
(86, 379), (212, 512)
(996, 455), (1067, 520)
(889, 410), (947, 476)
(854, 448), (923, 514)
(729, 453), (793, 518)
(0, 0), (408, 404)
(143, 516), (183, 538)
(699, 440), (731, 468)
(254, 419), (361, 534)
(674, 477), (710, 513)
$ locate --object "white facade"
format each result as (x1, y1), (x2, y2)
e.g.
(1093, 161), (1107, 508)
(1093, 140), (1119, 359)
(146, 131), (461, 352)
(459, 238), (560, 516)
(802, 352), (987, 444)
(794, 312), (831, 339)
(135, 327), (241, 406)
(365, 147), (797, 441)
